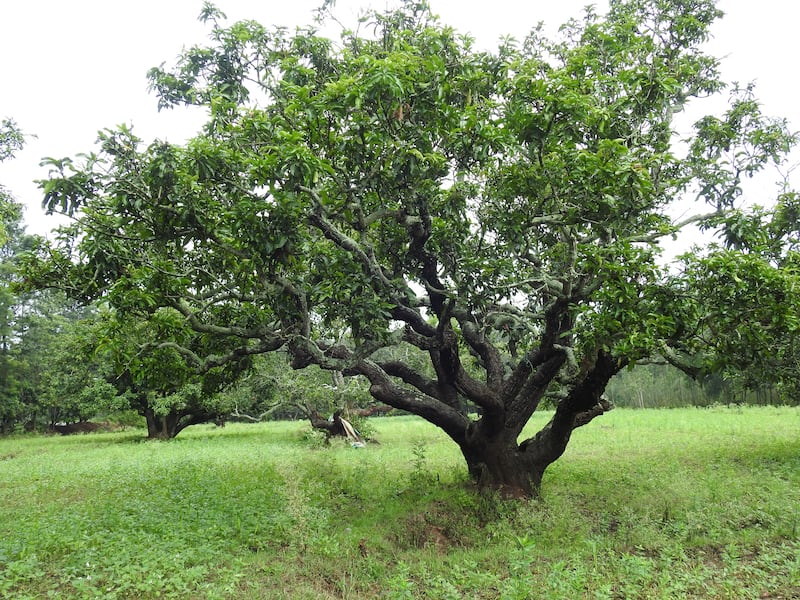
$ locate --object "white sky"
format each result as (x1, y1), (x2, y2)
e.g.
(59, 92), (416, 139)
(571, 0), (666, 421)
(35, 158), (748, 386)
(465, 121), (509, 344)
(1, 0), (798, 237)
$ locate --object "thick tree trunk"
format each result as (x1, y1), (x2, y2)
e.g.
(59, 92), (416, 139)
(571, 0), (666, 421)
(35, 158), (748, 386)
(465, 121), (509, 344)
(142, 405), (219, 439)
(460, 438), (545, 498)
(459, 397), (615, 498)
(144, 408), (180, 439)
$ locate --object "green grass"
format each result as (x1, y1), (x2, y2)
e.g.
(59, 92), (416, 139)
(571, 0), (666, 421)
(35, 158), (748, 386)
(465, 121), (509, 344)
(0, 406), (798, 599)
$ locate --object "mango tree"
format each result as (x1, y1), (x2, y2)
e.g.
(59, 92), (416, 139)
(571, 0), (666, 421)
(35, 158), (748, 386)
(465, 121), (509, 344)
(676, 196), (800, 401)
(25, 0), (796, 495)
(88, 307), (251, 439)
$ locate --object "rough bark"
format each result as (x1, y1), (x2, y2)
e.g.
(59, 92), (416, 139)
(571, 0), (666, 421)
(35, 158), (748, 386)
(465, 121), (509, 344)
(460, 435), (545, 498)
(143, 407), (217, 439)
(453, 353), (620, 497)
(458, 396), (615, 498)
(144, 408), (179, 439)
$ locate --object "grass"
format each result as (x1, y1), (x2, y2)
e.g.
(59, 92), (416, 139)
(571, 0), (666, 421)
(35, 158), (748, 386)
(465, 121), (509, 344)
(0, 406), (798, 599)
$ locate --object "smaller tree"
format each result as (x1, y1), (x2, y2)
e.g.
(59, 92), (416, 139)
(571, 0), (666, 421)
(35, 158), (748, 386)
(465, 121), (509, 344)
(675, 194), (800, 402)
(219, 357), (281, 422)
(36, 308), (125, 426)
(0, 118), (27, 432)
(93, 306), (251, 438)
(0, 119), (25, 246)
(221, 351), (384, 440)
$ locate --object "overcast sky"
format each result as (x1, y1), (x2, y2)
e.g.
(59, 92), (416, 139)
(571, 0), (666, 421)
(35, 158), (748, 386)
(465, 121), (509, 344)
(1, 0), (798, 236)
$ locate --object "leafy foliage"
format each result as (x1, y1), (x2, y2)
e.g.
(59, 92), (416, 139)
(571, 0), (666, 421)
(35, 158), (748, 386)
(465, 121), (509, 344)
(0, 123), (44, 432)
(85, 306), (254, 438)
(675, 203), (800, 400)
(0, 119), (25, 247)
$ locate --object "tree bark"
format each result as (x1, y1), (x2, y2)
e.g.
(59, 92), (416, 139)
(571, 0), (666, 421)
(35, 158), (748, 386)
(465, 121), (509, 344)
(454, 354), (619, 497)
(460, 435), (544, 498)
(142, 404), (222, 439)
(144, 408), (179, 439)
(458, 397), (615, 498)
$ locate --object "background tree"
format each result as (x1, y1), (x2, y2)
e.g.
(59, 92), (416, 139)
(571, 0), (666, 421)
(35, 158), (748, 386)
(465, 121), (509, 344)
(605, 364), (726, 408)
(673, 190), (800, 402)
(89, 306), (252, 439)
(221, 352), (377, 422)
(33, 305), (126, 426)
(0, 206), (24, 432)
(0, 119), (25, 246)
(218, 354), (282, 421)
(2, 264), (120, 432)
(24, 0), (797, 495)
(0, 120), (37, 432)
(0, 118), (121, 433)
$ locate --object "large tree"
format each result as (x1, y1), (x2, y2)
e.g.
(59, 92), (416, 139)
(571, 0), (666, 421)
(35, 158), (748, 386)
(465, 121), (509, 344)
(25, 0), (796, 495)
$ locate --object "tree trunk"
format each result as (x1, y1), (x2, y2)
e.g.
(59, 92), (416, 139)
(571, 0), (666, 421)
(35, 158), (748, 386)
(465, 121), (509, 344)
(458, 397), (616, 498)
(142, 405), (218, 439)
(461, 443), (543, 498)
(144, 408), (179, 439)
(459, 430), (547, 498)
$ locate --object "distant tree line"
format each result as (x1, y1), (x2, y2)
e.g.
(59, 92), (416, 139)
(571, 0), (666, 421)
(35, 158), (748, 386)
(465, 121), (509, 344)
(605, 364), (784, 409)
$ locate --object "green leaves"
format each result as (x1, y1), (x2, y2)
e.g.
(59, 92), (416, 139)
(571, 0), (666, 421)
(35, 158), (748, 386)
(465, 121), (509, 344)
(0, 119), (24, 163)
(687, 85), (798, 209)
(678, 247), (800, 396)
(0, 119), (27, 248)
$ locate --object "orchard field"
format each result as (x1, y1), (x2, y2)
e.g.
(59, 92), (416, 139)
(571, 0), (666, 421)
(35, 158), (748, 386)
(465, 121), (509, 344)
(1, 406), (798, 599)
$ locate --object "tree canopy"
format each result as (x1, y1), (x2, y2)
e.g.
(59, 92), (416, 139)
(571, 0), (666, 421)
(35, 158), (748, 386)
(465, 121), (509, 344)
(24, 0), (798, 495)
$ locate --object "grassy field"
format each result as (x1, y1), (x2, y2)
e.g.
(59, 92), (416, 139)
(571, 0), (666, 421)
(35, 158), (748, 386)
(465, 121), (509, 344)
(0, 406), (798, 599)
